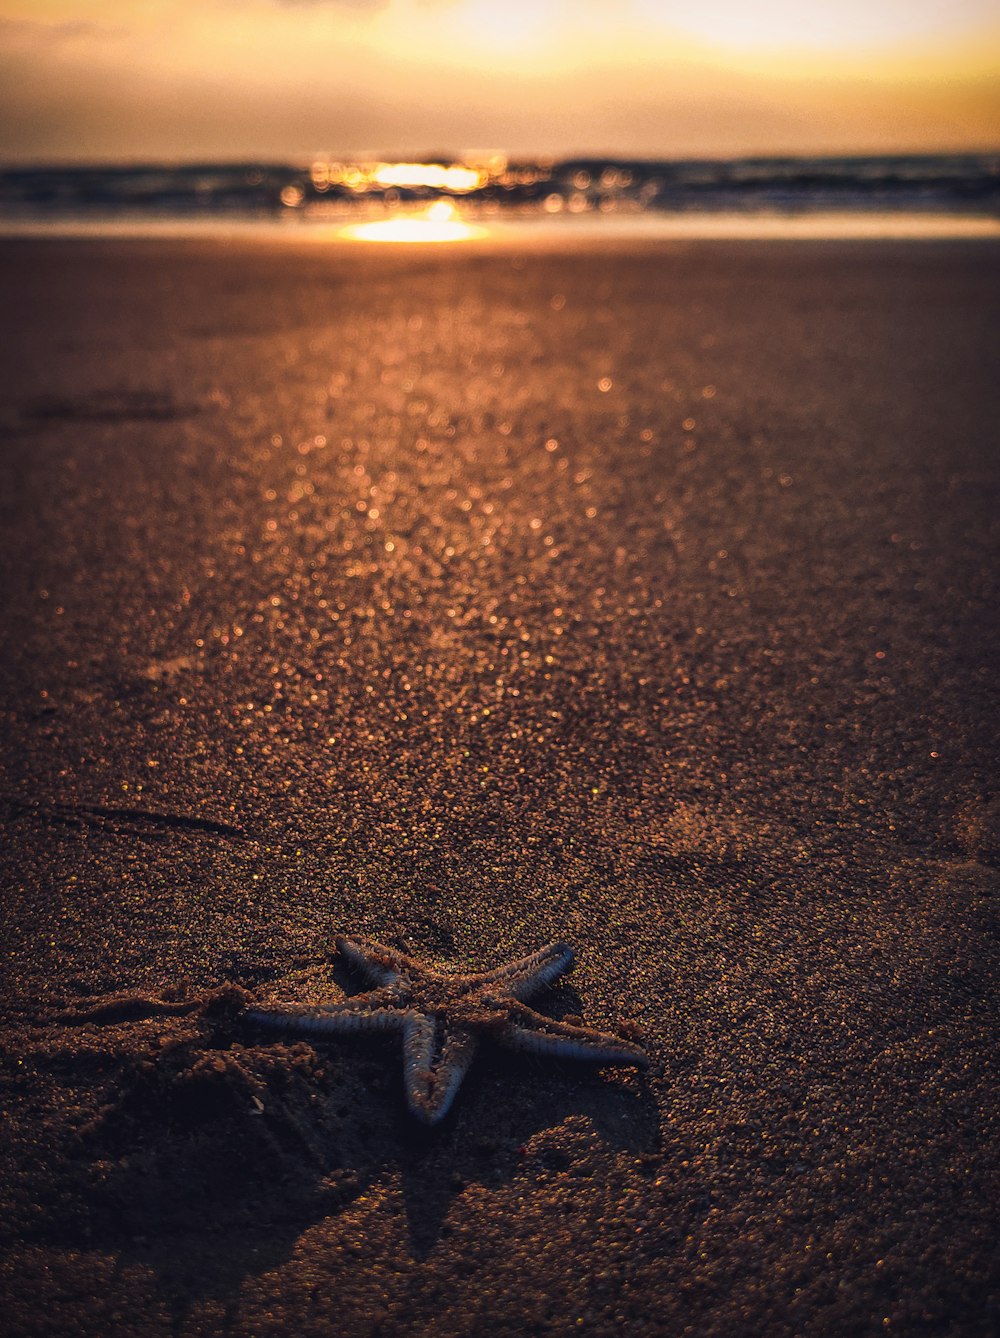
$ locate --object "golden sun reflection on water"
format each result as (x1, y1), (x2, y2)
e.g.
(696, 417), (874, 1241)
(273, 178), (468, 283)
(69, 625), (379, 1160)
(370, 163), (485, 192)
(338, 200), (487, 244)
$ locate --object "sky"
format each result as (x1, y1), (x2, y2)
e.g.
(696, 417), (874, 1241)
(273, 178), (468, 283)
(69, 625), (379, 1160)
(0, 0), (998, 163)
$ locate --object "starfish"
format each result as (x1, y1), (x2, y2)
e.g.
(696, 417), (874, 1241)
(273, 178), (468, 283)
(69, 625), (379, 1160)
(245, 935), (648, 1124)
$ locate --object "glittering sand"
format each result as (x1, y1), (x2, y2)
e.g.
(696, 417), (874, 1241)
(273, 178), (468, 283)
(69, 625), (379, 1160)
(1, 236), (998, 1336)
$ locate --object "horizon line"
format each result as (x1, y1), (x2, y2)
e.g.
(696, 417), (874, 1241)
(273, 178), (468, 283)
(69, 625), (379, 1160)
(3, 147), (1000, 171)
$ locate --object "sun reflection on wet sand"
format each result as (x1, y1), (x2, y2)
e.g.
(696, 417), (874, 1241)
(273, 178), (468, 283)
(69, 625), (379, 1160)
(338, 200), (488, 244)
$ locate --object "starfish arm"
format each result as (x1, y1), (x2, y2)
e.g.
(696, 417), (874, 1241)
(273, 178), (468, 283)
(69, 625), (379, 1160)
(402, 1016), (479, 1125)
(246, 988), (414, 1036)
(335, 935), (415, 986)
(474, 942), (575, 1000)
(498, 1004), (648, 1068)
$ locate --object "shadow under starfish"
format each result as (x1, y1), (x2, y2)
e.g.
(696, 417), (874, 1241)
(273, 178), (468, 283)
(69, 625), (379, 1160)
(245, 936), (648, 1124)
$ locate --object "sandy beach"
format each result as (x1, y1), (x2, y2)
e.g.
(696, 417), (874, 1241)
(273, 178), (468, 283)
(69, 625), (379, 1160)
(1, 235), (998, 1336)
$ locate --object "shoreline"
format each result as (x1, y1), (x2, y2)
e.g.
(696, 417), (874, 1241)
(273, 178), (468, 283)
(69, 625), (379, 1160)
(0, 208), (998, 244)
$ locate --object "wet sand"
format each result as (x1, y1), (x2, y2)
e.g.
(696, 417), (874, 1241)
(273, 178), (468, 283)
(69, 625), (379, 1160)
(1, 236), (998, 1336)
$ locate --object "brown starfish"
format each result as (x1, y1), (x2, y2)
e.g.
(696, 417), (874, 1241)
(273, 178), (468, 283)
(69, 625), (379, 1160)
(245, 935), (648, 1124)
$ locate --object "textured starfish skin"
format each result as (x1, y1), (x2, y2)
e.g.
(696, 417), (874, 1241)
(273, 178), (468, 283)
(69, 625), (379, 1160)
(245, 936), (648, 1124)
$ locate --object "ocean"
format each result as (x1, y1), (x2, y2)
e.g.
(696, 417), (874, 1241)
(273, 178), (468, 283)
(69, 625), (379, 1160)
(1, 154), (998, 238)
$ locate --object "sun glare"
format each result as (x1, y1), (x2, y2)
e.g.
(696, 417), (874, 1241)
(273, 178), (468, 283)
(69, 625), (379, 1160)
(632, 0), (1000, 53)
(371, 163), (485, 192)
(338, 200), (487, 244)
(452, 0), (555, 52)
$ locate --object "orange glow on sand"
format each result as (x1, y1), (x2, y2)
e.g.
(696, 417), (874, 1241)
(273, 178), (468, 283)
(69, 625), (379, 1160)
(338, 201), (487, 244)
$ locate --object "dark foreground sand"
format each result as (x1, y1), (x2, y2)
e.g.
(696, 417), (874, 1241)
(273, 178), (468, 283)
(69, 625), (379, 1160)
(0, 236), (998, 1336)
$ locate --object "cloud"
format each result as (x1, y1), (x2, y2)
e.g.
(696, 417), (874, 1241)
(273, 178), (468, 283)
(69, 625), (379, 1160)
(0, 17), (128, 46)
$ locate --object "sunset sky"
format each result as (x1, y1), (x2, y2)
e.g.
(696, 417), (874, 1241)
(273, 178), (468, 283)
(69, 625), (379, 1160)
(1, 0), (998, 163)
